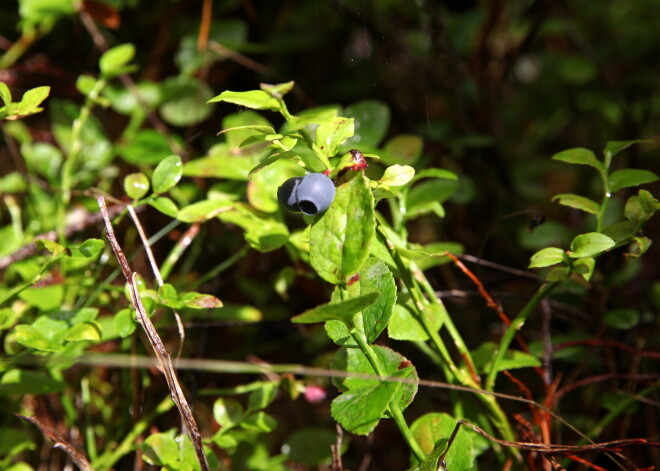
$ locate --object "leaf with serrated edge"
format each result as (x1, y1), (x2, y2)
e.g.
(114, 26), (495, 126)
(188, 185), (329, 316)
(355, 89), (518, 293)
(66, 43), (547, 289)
(331, 381), (399, 435)
(310, 173), (375, 284)
(325, 257), (396, 345)
(410, 413), (474, 471)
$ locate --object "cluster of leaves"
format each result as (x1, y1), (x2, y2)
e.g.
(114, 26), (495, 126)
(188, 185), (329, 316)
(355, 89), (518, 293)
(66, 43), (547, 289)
(1, 1), (659, 470)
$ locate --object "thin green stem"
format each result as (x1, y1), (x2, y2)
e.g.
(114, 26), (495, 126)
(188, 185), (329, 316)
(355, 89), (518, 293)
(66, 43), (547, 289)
(596, 151), (613, 232)
(93, 396), (175, 471)
(350, 331), (426, 462)
(485, 281), (560, 391)
(376, 225), (519, 450)
(81, 377), (98, 461)
(58, 78), (107, 243)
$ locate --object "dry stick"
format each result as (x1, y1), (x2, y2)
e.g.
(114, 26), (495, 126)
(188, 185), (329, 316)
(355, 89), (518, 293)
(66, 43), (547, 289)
(331, 424), (344, 471)
(447, 419), (656, 456)
(97, 196), (209, 471)
(126, 205), (186, 359)
(17, 414), (92, 471)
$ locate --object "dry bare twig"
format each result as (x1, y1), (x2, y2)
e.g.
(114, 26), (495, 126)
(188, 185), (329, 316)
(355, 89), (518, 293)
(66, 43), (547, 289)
(97, 195), (209, 471)
(17, 414), (92, 471)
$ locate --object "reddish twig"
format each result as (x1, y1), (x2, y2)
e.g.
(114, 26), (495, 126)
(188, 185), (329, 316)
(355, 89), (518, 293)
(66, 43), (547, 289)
(555, 339), (660, 359)
(556, 373), (659, 400)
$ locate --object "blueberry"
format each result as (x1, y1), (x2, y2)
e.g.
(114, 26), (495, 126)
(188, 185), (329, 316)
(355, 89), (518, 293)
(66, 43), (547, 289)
(277, 176), (302, 212)
(295, 173), (336, 216)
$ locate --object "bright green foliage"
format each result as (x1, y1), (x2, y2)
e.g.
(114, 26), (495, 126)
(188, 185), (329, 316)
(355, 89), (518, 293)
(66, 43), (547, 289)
(152, 155), (183, 194)
(291, 292), (380, 325)
(0, 84), (50, 120)
(410, 414), (474, 471)
(99, 44), (136, 79)
(1, 2), (659, 466)
(309, 173), (375, 284)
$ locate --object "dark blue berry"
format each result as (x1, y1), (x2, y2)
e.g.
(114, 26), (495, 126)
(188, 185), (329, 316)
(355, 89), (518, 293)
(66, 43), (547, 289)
(295, 173), (336, 216)
(277, 176), (302, 212)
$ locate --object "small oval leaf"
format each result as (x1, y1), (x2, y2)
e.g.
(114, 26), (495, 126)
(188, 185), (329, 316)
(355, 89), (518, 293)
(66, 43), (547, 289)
(152, 155), (183, 194)
(569, 232), (615, 258)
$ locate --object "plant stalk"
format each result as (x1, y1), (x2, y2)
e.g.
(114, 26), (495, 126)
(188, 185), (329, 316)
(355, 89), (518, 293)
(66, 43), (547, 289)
(485, 281), (560, 391)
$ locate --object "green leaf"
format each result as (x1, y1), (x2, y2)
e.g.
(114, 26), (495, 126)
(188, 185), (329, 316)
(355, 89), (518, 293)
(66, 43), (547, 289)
(64, 321), (102, 342)
(18, 284), (64, 311)
(626, 236), (652, 258)
(410, 413), (474, 471)
(158, 283), (178, 307)
(142, 431), (180, 467)
(118, 129), (180, 165)
(14, 325), (62, 352)
(472, 342), (541, 373)
(604, 308), (639, 329)
(208, 89), (282, 111)
(124, 172), (150, 199)
(248, 158), (301, 212)
(260, 81), (295, 98)
(406, 179), (456, 219)
(113, 308), (136, 338)
(17, 86), (50, 117)
(160, 76), (214, 127)
(609, 169), (659, 193)
(213, 398), (244, 428)
(604, 140), (650, 158)
(218, 204), (289, 252)
(552, 148), (603, 171)
(178, 292), (223, 309)
(529, 247), (566, 268)
(221, 111), (274, 148)
(152, 155), (183, 194)
(247, 382), (278, 412)
(310, 173), (376, 284)
(639, 189), (660, 214)
(99, 44), (136, 78)
(406, 439), (448, 471)
(183, 143), (260, 180)
(241, 411), (277, 432)
(0, 369), (65, 395)
(148, 196), (179, 218)
(342, 100), (390, 147)
(382, 134), (423, 165)
(573, 256), (596, 281)
(330, 379), (400, 435)
(315, 117), (355, 161)
(331, 345), (418, 412)
(177, 199), (233, 223)
(325, 257), (396, 345)
(379, 164), (415, 187)
(388, 302), (443, 341)
(285, 428), (345, 466)
(0, 82), (11, 106)
(291, 292), (379, 325)
(552, 193), (600, 215)
(569, 232), (615, 258)
(412, 168), (459, 182)
(68, 238), (105, 259)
